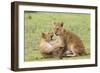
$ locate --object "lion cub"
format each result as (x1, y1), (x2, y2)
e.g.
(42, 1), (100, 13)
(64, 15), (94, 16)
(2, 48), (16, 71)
(53, 21), (86, 56)
(39, 32), (64, 59)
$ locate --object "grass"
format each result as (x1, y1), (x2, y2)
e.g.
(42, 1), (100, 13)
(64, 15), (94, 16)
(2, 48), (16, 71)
(24, 11), (90, 62)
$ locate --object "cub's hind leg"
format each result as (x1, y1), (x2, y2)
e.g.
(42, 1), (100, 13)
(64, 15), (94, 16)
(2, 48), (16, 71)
(66, 45), (79, 57)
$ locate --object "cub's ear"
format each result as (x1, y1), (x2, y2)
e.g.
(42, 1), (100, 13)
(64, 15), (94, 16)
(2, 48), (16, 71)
(52, 21), (57, 26)
(52, 21), (56, 28)
(60, 22), (63, 27)
(42, 32), (45, 38)
(53, 21), (56, 25)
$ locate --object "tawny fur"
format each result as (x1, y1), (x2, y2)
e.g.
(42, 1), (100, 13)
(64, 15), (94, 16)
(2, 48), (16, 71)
(53, 21), (86, 56)
(39, 32), (64, 58)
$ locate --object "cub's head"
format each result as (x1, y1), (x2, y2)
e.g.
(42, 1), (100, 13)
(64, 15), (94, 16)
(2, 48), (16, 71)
(41, 32), (54, 42)
(53, 21), (64, 36)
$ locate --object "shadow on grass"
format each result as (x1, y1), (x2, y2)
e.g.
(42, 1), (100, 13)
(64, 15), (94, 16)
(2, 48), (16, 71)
(25, 54), (90, 62)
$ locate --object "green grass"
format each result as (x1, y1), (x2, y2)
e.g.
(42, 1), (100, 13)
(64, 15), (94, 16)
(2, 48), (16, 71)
(24, 11), (90, 61)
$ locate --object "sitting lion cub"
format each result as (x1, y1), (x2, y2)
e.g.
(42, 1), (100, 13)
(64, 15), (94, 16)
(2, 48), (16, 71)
(53, 21), (86, 56)
(39, 32), (64, 59)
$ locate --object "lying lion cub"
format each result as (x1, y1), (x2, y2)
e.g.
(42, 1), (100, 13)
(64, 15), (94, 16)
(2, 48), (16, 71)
(39, 32), (65, 59)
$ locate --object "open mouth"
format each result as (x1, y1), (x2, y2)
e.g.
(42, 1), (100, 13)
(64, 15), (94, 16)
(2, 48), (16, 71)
(55, 33), (59, 36)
